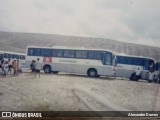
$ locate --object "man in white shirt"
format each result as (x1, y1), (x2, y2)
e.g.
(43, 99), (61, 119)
(135, 68), (141, 80)
(34, 58), (42, 78)
(148, 71), (154, 83)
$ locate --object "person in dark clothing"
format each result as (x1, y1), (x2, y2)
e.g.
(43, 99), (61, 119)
(8, 59), (12, 75)
(30, 60), (36, 74)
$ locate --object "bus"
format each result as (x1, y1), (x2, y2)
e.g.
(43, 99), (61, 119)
(26, 46), (117, 77)
(115, 54), (155, 80)
(0, 51), (26, 68)
(155, 62), (160, 71)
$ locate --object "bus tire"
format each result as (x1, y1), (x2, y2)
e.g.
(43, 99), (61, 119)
(53, 71), (59, 74)
(87, 68), (97, 77)
(97, 75), (100, 78)
(43, 65), (51, 73)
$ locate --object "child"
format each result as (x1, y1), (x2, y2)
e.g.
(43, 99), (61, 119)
(2, 61), (8, 77)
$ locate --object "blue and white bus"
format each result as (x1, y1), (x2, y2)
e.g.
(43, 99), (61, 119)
(115, 54), (155, 80)
(0, 51), (26, 68)
(26, 46), (117, 77)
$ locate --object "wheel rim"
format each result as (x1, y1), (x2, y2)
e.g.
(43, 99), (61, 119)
(90, 70), (96, 77)
(45, 66), (50, 73)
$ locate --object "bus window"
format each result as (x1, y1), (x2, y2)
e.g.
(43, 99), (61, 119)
(144, 59), (149, 70)
(52, 49), (63, 57)
(157, 62), (160, 70)
(75, 51), (87, 59)
(12, 54), (19, 59)
(63, 50), (75, 58)
(126, 57), (132, 65)
(28, 48), (41, 56)
(105, 53), (112, 65)
(136, 58), (143, 66)
(0, 54), (3, 60)
(118, 56), (126, 64)
(20, 55), (26, 60)
(41, 49), (52, 57)
(95, 52), (102, 60)
(34, 48), (41, 56)
(88, 51), (101, 60)
(4, 53), (11, 59)
(28, 48), (34, 56)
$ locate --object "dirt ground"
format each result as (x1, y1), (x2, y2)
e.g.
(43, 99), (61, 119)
(0, 71), (160, 119)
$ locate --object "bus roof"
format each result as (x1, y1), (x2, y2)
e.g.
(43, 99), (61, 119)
(0, 50), (25, 55)
(27, 46), (116, 53)
(116, 53), (155, 61)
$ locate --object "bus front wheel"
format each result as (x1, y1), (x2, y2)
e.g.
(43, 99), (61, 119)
(44, 65), (51, 73)
(87, 69), (97, 77)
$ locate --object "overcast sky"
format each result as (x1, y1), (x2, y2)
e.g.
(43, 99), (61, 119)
(0, 0), (160, 47)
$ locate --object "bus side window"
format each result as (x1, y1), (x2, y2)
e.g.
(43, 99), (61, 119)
(28, 48), (41, 56)
(0, 54), (3, 60)
(121, 57), (126, 64)
(63, 50), (75, 58)
(28, 48), (34, 56)
(41, 49), (52, 57)
(95, 52), (101, 60)
(20, 55), (26, 60)
(12, 54), (19, 59)
(155, 63), (158, 70)
(53, 49), (63, 57)
(4, 53), (11, 59)
(75, 51), (87, 59)
(127, 57), (132, 65)
(88, 51), (101, 60)
(34, 48), (41, 56)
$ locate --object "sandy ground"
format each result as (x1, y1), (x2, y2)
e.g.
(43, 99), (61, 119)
(1, 71), (160, 120)
(0, 71), (160, 113)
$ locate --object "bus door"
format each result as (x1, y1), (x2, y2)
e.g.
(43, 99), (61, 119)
(142, 59), (154, 80)
(101, 52), (114, 75)
(102, 52), (112, 65)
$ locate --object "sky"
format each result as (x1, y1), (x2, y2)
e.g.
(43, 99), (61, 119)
(0, 0), (160, 47)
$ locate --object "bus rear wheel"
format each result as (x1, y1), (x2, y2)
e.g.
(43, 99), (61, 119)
(44, 65), (51, 73)
(87, 69), (97, 77)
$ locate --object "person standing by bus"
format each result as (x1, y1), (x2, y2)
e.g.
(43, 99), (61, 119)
(8, 59), (12, 75)
(30, 60), (36, 74)
(1, 60), (5, 77)
(3, 61), (9, 77)
(0, 60), (4, 75)
(149, 63), (154, 72)
(12, 59), (18, 76)
(34, 58), (42, 78)
(148, 71), (154, 83)
(135, 68), (141, 80)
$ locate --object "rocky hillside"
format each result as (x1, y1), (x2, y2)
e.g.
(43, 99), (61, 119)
(0, 31), (160, 60)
